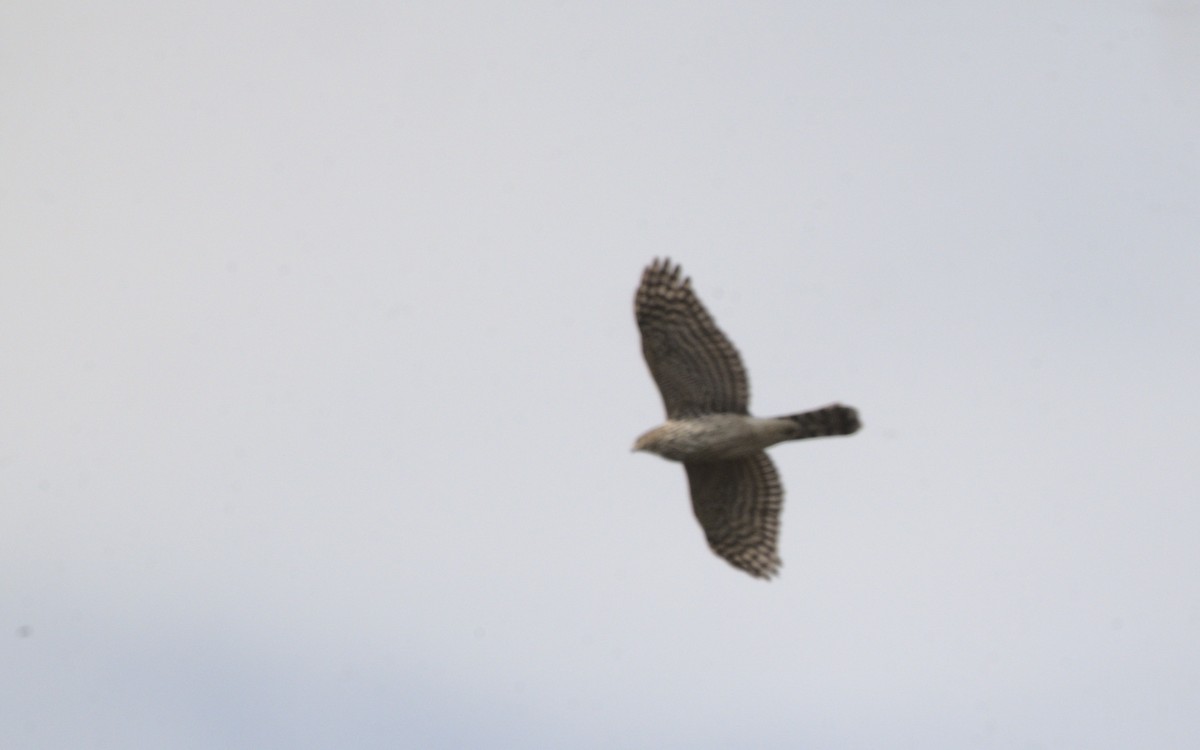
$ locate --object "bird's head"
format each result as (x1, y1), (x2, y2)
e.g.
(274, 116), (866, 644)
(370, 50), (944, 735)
(632, 432), (653, 453)
(632, 424), (670, 456)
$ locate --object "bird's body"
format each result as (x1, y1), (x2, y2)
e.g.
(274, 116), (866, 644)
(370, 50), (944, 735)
(635, 415), (792, 462)
(633, 258), (860, 579)
(634, 408), (857, 462)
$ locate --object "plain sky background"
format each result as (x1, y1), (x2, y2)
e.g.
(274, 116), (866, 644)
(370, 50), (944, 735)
(3, 2), (1199, 748)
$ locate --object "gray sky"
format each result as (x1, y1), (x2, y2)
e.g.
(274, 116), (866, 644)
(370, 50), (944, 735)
(3, 2), (1199, 748)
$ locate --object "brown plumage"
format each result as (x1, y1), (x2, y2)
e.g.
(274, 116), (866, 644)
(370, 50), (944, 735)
(633, 258), (860, 579)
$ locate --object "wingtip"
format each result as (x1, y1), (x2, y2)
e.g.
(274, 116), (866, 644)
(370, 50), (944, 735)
(643, 257), (687, 288)
(719, 551), (782, 580)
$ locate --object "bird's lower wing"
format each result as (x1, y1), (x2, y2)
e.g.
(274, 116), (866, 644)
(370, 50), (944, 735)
(684, 452), (783, 579)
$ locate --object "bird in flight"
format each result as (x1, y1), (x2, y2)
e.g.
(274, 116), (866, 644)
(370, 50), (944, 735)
(633, 258), (860, 579)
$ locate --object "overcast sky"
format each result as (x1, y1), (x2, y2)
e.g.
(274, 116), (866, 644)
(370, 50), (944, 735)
(3, 2), (1199, 748)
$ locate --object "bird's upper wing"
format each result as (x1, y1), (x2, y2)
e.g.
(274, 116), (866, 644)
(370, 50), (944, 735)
(685, 452), (783, 579)
(635, 258), (749, 418)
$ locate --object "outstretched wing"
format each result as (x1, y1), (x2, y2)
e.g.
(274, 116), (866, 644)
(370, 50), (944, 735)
(684, 452), (783, 579)
(635, 258), (749, 418)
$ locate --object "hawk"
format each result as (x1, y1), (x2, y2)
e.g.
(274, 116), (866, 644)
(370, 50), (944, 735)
(633, 258), (860, 579)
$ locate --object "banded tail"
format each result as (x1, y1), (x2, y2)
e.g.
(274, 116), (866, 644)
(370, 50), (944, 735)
(779, 404), (860, 440)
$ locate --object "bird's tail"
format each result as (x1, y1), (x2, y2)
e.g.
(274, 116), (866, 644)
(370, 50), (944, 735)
(777, 404), (861, 440)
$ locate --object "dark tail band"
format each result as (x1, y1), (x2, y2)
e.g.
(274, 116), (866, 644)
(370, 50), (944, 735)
(781, 404), (860, 439)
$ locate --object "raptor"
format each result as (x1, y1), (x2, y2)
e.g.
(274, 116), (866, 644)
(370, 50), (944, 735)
(633, 258), (860, 578)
